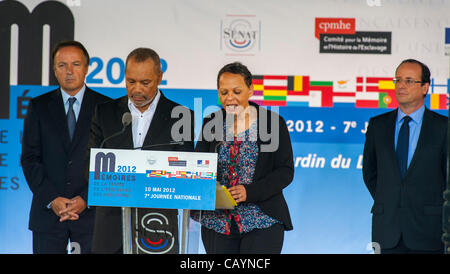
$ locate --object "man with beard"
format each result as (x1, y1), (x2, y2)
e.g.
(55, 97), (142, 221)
(87, 48), (194, 254)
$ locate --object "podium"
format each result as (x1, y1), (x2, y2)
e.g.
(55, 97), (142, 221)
(88, 148), (235, 254)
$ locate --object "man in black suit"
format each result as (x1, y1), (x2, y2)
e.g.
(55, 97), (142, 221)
(87, 47), (194, 254)
(363, 59), (447, 254)
(21, 41), (111, 253)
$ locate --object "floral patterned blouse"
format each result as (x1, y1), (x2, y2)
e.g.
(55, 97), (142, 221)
(196, 120), (281, 235)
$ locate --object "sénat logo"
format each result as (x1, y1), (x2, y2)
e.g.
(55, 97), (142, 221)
(221, 15), (261, 55)
(315, 18), (355, 39)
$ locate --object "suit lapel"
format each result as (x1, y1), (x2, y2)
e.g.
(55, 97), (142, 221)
(70, 88), (93, 150)
(386, 109), (397, 154)
(142, 92), (171, 148)
(385, 109), (402, 179)
(48, 89), (71, 153)
(114, 96), (134, 149)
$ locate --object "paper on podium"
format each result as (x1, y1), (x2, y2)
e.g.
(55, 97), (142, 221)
(215, 182), (237, 209)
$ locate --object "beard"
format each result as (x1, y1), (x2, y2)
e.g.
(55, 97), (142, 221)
(129, 91), (155, 108)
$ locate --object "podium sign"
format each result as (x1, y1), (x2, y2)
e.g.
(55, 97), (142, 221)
(88, 148), (218, 210)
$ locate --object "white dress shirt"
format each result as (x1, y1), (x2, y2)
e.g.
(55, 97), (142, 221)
(128, 90), (161, 149)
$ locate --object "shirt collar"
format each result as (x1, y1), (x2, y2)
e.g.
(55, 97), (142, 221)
(127, 89), (161, 115)
(60, 85), (86, 105)
(397, 104), (425, 124)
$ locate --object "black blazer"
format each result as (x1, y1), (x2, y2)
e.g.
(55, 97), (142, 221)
(86, 92), (194, 253)
(195, 102), (294, 231)
(363, 107), (447, 251)
(21, 87), (111, 232)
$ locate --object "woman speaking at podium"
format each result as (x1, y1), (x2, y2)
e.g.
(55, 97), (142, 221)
(193, 62), (294, 254)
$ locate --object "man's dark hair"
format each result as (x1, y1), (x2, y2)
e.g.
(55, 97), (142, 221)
(51, 40), (90, 66)
(397, 59), (431, 85)
(125, 47), (161, 73)
(217, 62), (252, 88)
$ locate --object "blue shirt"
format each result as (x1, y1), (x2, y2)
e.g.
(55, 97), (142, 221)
(394, 105), (425, 168)
(60, 85), (86, 120)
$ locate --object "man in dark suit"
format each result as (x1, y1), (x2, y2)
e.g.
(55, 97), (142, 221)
(87, 47), (194, 254)
(363, 59), (447, 254)
(21, 41), (111, 253)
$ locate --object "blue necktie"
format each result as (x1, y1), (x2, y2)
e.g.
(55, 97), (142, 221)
(67, 97), (77, 141)
(396, 116), (411, 178)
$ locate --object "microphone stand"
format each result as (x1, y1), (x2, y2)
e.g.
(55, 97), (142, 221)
(100, 112), (131, 148)
(128, 140), (186, 254)
(133, 141), (184, 150)
(98, 112), (133, 253)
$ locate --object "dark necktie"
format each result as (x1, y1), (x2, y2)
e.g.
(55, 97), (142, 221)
(67, 97), (77, 141)
(396, 116), (411, 178)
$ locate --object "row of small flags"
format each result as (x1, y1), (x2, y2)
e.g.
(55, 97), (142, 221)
(249, 75), (449, 110)
(146, 170), (217, 180)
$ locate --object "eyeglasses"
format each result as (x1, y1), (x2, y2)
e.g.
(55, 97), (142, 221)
(392, 78), (423, 86)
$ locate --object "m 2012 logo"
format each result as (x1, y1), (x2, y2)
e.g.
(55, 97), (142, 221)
(0, 0), (170, 121)
(221, 15), (261, 54)
(94, 152), (116, 179)
(0, 0), (74, 119)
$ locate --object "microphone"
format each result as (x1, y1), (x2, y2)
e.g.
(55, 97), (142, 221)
(100, 112), (132, 148)
(122, 112), (133, 126)
(134, 141), (185, 150)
